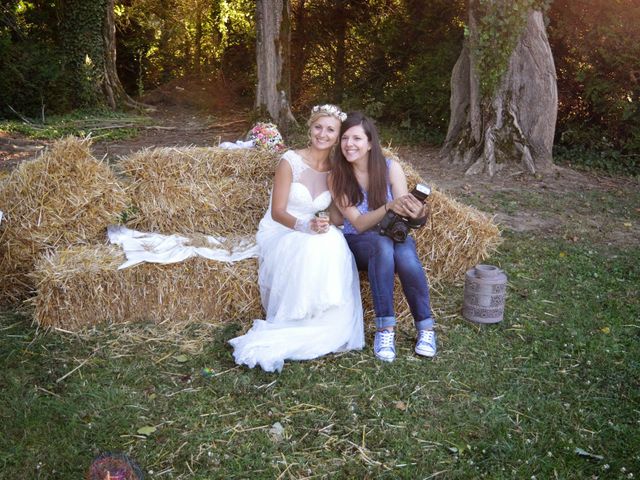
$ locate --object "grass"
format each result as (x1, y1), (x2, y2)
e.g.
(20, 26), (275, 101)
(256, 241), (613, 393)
(0, 109), (151, 142)
(464, 188), (639, 219)
(1, 229), (638, 479)
(1, 129), (638, 477)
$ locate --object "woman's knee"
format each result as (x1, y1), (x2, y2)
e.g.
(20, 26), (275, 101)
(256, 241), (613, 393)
(370, 235), (395, 259)
(394, 237), (420, 263)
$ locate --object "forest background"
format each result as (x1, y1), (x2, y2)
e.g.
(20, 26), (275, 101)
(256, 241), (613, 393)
(1, 0), (639, 175)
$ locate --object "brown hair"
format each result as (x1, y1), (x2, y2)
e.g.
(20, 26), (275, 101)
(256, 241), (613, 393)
(331, 112), (388, 210)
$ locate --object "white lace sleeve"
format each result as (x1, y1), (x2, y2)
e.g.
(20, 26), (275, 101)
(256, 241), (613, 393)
(281, 150), (306, 183)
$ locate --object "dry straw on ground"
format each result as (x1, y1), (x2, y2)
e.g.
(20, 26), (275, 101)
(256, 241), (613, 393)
(0, 137), (128, 305)
(32, 244), (262, 330)
(118, 147), (279, 236)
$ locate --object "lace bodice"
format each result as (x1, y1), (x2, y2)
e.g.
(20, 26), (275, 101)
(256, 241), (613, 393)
(281, 150), (331, 216)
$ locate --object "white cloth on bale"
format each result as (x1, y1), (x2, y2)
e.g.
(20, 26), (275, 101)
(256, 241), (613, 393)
(228, 150), (364, 373)
(218, 139), (255, 150)
(107, 225), (258, 269)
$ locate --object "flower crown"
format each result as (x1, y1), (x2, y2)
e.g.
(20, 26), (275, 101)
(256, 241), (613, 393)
(311, 104), (347, 122)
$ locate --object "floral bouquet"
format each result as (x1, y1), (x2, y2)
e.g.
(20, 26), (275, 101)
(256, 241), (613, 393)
(248, 122), (286, 153)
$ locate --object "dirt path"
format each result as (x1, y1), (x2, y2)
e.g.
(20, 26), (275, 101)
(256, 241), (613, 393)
(1, 104), (638, 249)
(396, 145), (639, 248)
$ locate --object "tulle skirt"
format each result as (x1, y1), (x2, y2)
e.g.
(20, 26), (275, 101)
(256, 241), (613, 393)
(229, 223), (364, 372)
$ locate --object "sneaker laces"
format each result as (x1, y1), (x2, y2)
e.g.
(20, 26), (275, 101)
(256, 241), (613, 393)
(418, 330), (435, 345)
(377, 330), (395, 348)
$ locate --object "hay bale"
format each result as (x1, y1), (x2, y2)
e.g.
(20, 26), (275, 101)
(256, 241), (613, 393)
(29, 145), (500, 330)
(32, 244), (262, 330)
(0, 137), (128, 305)
(118, 147), (279, 236)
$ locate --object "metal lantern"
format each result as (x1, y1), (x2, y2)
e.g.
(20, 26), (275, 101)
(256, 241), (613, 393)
(463, 264), (507, 324)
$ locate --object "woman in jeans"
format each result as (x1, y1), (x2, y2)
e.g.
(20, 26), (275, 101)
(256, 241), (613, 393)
(329, 111), (436, 362)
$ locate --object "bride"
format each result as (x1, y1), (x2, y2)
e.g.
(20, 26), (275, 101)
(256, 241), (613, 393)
(229, 105), (364, 372)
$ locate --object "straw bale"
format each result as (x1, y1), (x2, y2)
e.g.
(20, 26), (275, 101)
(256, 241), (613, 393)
(118, 147), (279, 237)
(0, 137), (128, 305)
(31, 244), (262, 330)
(29, 145), (499, 330)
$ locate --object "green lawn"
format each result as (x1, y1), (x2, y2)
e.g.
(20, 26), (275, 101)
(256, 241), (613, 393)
(1, 228), (638, 479)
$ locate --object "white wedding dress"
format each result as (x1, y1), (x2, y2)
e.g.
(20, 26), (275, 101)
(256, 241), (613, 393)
(229, 151), (364, 372)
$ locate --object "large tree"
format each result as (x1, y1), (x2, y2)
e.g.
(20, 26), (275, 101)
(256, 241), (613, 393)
(255, 0), (296, 131)
(60, 0), (139, 109)
(441, 1), (557, 176)
(103, 0), (143, 108)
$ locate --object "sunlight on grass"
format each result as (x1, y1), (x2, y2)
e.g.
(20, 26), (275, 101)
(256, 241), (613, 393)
(0, 109), (151, 142)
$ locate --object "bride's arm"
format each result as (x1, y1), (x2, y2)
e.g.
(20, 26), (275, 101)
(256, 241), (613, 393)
(270, 159), (297, 229)
(328, 202), (343, 226)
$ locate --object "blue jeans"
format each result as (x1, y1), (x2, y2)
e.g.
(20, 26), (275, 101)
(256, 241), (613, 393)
(345, 232), (435, 331)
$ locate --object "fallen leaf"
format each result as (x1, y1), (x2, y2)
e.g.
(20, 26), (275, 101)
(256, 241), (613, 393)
(137, 425), (157, 436)
(394, 400), (407, 411)
(174, 354), (189, 363)
(623, 222), (632, 228)
(600, 326), (610, 334)
(269, 422), (285, 442)
(559, 252), (567, 258)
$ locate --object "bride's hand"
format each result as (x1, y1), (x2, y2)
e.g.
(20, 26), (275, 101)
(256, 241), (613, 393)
(294, 217), (329, 234)
(311, 217), (330, 234)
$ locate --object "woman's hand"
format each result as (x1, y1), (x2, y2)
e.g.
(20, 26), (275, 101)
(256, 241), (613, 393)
(388, 194), (425, 219)
(311, 216), (330, 234)
(294, 217), (330, 234)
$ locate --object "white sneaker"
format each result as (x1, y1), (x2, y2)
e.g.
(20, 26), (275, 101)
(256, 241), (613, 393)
(374, 330), (396, 362)
(415, 330), (437, 357)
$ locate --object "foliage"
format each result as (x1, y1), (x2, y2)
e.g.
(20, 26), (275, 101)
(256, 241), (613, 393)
(470, 0), (550, 98)
(0, 33), (66, 118)
(548, 0), (640, 168)
(553, 144), (640, 177)
(290, 0), (464, 138)
(1, 0), (639, 173)
(115, 0), (255, 91)
(0, 1), (67, 117)
(0, 109), (151, 141)
(59, 0), (109, 108)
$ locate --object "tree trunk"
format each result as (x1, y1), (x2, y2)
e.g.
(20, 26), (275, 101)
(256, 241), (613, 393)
(441, 9), (557, 176)
(194, 2), (203, 74)
(255, 0), (297, 133)
(333, 1), (347, 103)
(102, 0), (144, 109)
(290, 0), (307, 103)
